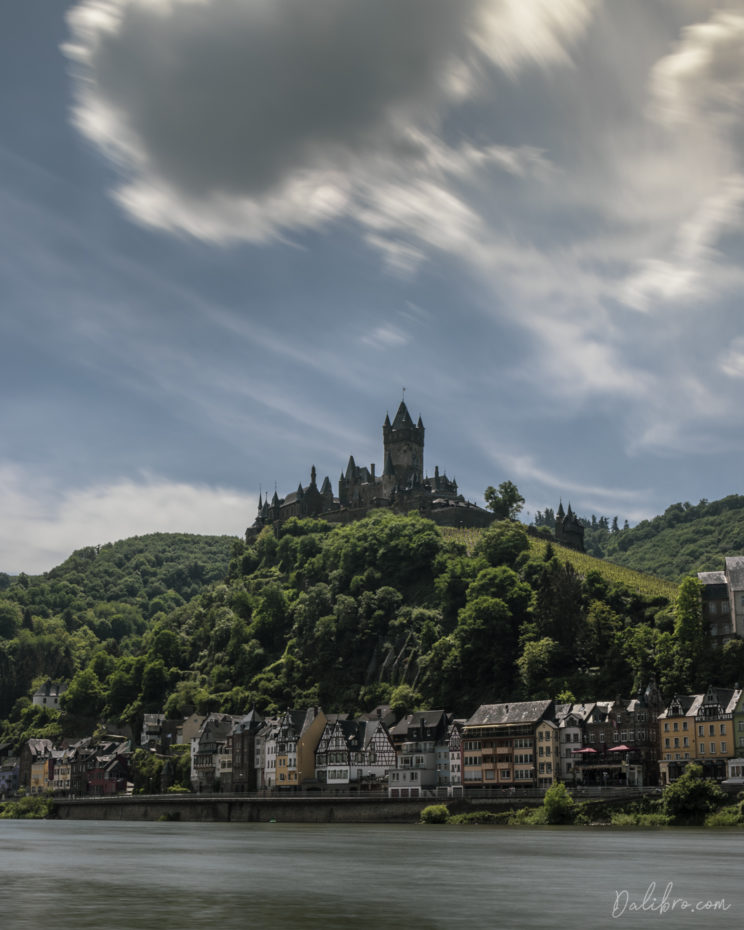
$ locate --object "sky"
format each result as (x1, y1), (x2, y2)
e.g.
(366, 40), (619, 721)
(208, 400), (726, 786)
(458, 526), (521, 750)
(2, 0), (744, 574)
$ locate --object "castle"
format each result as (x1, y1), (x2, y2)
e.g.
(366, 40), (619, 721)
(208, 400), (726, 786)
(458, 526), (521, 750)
(247, 401), (494, 538)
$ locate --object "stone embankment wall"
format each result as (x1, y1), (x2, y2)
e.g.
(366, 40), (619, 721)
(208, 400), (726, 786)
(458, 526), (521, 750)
(54, 788), (651, 823)
(54, 795), (449, 823)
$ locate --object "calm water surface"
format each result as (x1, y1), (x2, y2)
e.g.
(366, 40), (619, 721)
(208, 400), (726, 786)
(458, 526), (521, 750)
(0, 820), (741, 929)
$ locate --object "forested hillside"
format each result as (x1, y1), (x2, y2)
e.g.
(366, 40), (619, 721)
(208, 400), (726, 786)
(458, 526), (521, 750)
(2, 513), (742, 753)
(535, 495), (744, 581)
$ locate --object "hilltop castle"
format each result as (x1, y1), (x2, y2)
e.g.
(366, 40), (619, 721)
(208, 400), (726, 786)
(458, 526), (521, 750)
(247, 401), (494, 538)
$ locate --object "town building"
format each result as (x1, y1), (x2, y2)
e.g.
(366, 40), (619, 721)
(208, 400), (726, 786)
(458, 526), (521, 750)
(697, 556), (744, 644)
(658, 687), (740, 783)
(461, 700), (554, 789)
(388, 709), (450, 798)
(32, 680), (67, 710)
(227, 709), (264, 793)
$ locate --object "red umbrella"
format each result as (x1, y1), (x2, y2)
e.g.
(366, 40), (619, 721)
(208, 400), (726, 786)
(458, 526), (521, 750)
(608, 744), (632, 752)
(572, 747), (598, 753)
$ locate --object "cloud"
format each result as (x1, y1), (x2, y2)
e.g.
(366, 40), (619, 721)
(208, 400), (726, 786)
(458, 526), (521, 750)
(0, 464), (251, 575)
(650, 11), (744, 130)
(720, 337), (744, 378)
(63, 0), (593, 243)
(361, 325), (409, 349)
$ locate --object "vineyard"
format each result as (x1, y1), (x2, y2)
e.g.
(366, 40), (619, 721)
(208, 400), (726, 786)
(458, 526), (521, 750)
(440, 524), (679, 602)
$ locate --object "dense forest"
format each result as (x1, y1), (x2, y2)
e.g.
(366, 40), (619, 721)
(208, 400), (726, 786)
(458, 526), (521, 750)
(2, 511), (744, 753)
(534, 495), (744, 581)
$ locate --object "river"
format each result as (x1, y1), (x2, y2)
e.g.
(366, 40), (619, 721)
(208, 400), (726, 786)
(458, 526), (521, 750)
(0, 820), (740, 929)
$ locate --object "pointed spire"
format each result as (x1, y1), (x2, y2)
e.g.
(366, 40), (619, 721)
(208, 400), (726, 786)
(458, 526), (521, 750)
(384, 412), (391, 428)
(417, 415), (423, 429)
(310, 465), (317, 487)
(392, 400), (414, 430)
(557, 500), (565, 519)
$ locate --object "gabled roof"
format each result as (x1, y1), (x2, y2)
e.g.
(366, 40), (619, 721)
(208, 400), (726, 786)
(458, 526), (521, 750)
(390, 709), (448, 738)
(659, 694), (699, 719)
(464, 700), (553, 728)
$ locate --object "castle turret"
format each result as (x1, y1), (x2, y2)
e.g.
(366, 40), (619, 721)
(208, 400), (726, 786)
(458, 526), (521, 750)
(382, 401), (424, 492)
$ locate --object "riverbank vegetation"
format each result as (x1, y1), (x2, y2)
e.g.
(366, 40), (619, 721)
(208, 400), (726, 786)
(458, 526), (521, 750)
(421, 767), (744, 828)
(0, 791), (54, 819)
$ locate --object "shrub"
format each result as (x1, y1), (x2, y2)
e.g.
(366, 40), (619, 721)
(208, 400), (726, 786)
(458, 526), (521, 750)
(662, 764), (726, 825)
(508, 806), (546, 824)
(705, 807), (743, 827)
(420, 804), (449, 824)
(448, 810), (511, 825)
(543, 782), (575, 824)
(0, 793), (54, 819)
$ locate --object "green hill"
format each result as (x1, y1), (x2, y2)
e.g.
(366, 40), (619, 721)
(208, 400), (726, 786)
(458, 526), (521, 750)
(593, 495), (744, 581)
(1, 511), (741, 754)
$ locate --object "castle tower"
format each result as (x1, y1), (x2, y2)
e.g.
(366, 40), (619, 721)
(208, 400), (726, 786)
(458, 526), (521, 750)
(382, 401), (424, 492)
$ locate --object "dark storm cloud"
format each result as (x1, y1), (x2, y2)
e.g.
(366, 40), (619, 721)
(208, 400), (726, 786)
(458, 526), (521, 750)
(63, 0), (594, 239)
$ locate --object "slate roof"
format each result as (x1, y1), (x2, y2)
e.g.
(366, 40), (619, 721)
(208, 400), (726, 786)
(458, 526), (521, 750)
(658, 694), (698, 719)
(390, 709), (448, 738)
(391, 400), (415, 430)
(464, 700), (553, 728)
(698, 571), (727, 586)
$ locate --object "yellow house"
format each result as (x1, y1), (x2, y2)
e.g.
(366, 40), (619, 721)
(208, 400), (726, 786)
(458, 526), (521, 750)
(659, 686), (740, 783)
(275, 707), (327, 788)
(691, 686), (739, 780)
(29, 756), (55, 795)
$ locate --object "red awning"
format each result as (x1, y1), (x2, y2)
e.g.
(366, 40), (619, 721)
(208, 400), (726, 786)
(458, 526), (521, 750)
(608, 744), (632, 752)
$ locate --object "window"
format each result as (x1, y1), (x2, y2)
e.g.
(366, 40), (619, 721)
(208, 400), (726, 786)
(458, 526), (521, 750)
(721, 742), (727, 754)
(710, 725), (715, 736)
(699, 725), (704, 736)
(682, 721), (688, 731)
(720, 724), (726, 735)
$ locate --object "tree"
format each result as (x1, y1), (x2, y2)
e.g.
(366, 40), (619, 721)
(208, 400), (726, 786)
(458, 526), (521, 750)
(662, 763), (724, 824)
(484, 481), (525, 520)
(543, 781), (575, 824)
(60, 668), (104, 718)
(517, 637), (559, 696)
(390, 684), (421, 718)
(474, 522), (530, 568)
